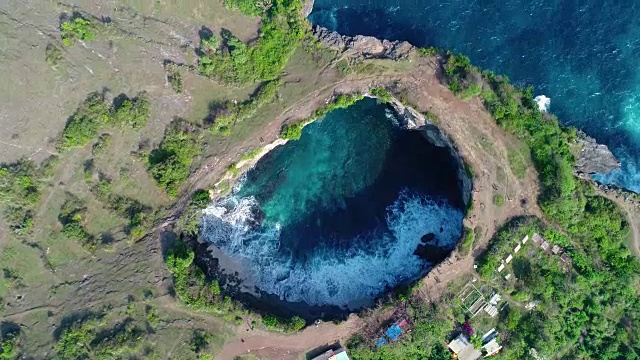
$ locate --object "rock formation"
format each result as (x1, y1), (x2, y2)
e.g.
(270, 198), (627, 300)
(312, 25), (414, 60)
(574, 131), (621, 175)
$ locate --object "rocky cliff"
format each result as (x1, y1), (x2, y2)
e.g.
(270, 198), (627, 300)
(312, 25), (414, 60)
(574, 131), (621, 175)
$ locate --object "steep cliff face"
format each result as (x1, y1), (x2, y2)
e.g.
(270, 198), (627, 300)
(312, 25), (414, 60)
(382, 96), (473, 209)
(574, 132), (621, 175)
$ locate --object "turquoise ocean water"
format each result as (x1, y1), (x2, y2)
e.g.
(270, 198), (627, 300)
(201, 99), (464, 307)
(310, 0), (640, 192)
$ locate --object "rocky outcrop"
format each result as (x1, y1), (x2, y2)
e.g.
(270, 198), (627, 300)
(312, 25), (414, 60)
(377, 95), (473, 208)
(302, 0), (315, 17)
(574, 131), (620, 175)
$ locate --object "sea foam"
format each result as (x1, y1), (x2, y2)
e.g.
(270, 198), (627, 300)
(200, 189), (463, 307)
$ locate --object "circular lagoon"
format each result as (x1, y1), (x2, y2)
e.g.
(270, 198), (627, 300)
(200, 98), (468, 311)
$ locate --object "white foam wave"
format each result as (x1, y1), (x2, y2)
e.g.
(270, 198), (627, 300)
(534, 95), (551, 112)
(200, 190), (463, 307)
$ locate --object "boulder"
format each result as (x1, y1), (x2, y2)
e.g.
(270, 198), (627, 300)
(574, 131), (621, 175)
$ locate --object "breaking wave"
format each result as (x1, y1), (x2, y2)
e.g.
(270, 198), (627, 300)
(200, 188), (463, 307)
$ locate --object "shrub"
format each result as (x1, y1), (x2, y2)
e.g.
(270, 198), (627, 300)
(262, 314), (306, 333)
(223, 0), (270, 16)
(493, 194), (505, 207)
(60, 16), (94, 46)
(58, 91), (151, 151)
(370, 87), (393, 104)
(148, 120), (202, 197)
(279, 122), (304, 140)
(45, 43), (64, 69)
(0, 159), (43, 235)
(166, 64), (184, 93)
(92, 133), (112, 155)
(198, 0), (306, 84)
(112, 93), (151, 128)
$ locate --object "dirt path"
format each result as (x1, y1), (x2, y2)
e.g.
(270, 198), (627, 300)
(214, 308), (397, 360)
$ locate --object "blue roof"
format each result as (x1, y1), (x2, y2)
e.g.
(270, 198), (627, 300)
(385, 324), (404, 342)
(376, 337), (388, 347)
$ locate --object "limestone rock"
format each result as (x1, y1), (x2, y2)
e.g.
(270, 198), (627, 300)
(312, 25), (414, 60)
(574, 132), (620, 175)
(302, 0), (315, 17)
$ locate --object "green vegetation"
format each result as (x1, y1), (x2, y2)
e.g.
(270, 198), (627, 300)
(177, 189), (211, 236)
(190, 329), (214, 356)
(457, 226), (474, 256)
(0, 329), (20, 360)
(492, 193), (505, 207)
(165, 240), (239, 315)
(417, 46), (439, 57)
(442, 52), (475, 95)
(347, 300), (458, 360)
(55, 315), (146, 359)
(45, 43), (64, 69)
(60, 16), (94, 46)
(262, 314), (306, 333)
(280, 93), (365, 140)
(507, 144), (529, 179)
(0, 159), (43, 235)
(90, 176), (153, 240)
(92, 133), (112, 156)
(165, 63), (184, 93)
(211, 79), (281, 135)
(477, 217), (639, 359)
(279, 122), (305, 141)
(459, 84), (481, 100)
(148, 120), (202, 197)
(222, 0), (269, 16)
(198, 0), (307, 84)
(57, 91), (150, 151)
(239, 147), (263, 162)
(58, 195), (98, 251)
(370, 87), (393, 104)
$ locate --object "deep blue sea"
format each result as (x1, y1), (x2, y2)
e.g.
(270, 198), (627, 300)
(201, 99), (464, 307)
(310, 0), (640, 192)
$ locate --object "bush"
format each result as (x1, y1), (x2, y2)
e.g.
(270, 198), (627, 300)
(166, 64), (184, 93)
(60, 16), (94, 46)
(262, 314), (306, 333)
(58, 91), (150, 151)
(165, 240), (241, 315)
(92, 133), (112, 155)
(0, 159), (43, 235)
(370, 87), (393, 104)
(198, 0), (306, 84)
(280, 122), (304, 140)
(112, 93), (151, 128)
(148, 120), (202, 197)
(45, 43), (64, 69)
(492, 194), (505, 207)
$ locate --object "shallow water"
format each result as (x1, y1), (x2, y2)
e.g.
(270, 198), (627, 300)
(310, 0), (640, 192)
(200, 99), (464, 308)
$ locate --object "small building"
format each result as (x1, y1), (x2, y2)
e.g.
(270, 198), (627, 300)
(551, 245), (561, 254)
(560, 253), (571, 263)
(514, 244), (522, 253)
(311, 347), (350, 360)
(532, 233), (543, 245)
(497, 263), (505, 273)
(480, 329), (502, 357)
(483, 339), (502, 357)
(448, 334), (482, 360)
(522, 235), (529, 244)
(484, 304), (498, 317)
(540, 241), (551, 251)
(488, 293), (502, 305)
(505, 254), (513, 264)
